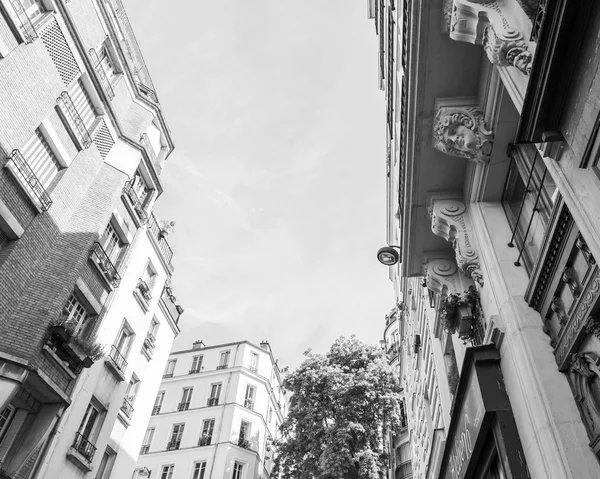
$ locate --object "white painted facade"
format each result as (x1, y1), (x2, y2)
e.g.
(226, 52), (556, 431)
(134, 341), (287, 479)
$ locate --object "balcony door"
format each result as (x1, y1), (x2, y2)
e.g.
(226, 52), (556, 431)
(100, 223), (123, 265)
(78, 403), (100, 440)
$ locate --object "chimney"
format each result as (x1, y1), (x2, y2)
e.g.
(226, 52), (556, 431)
(192, 340), (205, 350)
(259, 341), (271, 352)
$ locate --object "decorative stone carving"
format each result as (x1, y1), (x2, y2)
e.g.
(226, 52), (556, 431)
(448, 0), (534, 75)
(569, 352), (600, 444)
(433, 103), (494, 163)
(563, 267), (581, 299)
(586, 316), (600, 341)
(577, 233), (596, 266)
(426, 259), (475, 298)
(430, 199), (484, 286)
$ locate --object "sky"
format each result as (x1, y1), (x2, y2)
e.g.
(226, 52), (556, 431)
(124, 0), (394, 369)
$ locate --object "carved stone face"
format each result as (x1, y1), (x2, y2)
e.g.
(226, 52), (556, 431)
(433, 105), (494, 163)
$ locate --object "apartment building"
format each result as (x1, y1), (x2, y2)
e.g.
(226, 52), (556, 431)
(0, 0), (183, 478)
(134, 341), (287, 479)
(370, 0), (600, 478)
(382, 305), (411, 479)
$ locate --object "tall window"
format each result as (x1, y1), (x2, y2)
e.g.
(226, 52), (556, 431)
(168, 424), (184, 450)
(179, 387), (193, 410)
(132, 170), (149, 204)
(192, 462), (207, 479)
(160, 465), (174, 479)
(164, 359), (177, 378)
(148, 317), (159, 339)
(140, 427), (154, 454)
(218, 350), (230, 369)
(140, 260), (158, 294)
(232, 462), (243, 479)
(200, 418), (215, 445)
(502, 144), (557, 273)
(0, 405), (15, 442)
(64, 294), (88, 333)
(100, 222), (123, 265)
(114, 323), (134, 359)
(95, 446), (116, 479)
(250, 352), (259, 372)
(123, 376), (140, 417)
(239, 420), (251, 441)
(22, 129), (60, 188)
(78, 403), (101, 440)
(244, 385), (255, 410)
(99, 45), (117, 83)
(208, 383), (222, 406)
(190, 355), (203, 373)
(153, 391), (165, 415)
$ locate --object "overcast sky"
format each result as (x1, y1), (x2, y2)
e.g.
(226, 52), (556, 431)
(124, 0), (394, 368)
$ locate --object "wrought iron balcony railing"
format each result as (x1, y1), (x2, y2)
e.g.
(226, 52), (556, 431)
(122, 180), (148, 223)
(160, 286), (183, 324)
(139, 445), (149, 455)
(9, 0), (37, 43)
(6, 149), (52, 211)
(137, 278), (152, 302)
(198, 435), (211, 447)
(216, 365), (228, 370)
(237, 438), (251, 450)
(177, 402), (190, 412)
(57, 91), (92, 149)
(166, 440), (180, 451)
(248, 366), (258, 373)
(90, 242), (121, 288)
(72, 432), (97, 463)
(163, 373), (173, 379)
(143, 331), (156, 354)
(207, 397), (219, 407)
(88, 48), (114, 100)
(109, 345), (128, 374)
(244, 399), (254, 410)
(148, 213), (174, 265)
(120, 396), (134, 419)
(151, 405), (161, 415)
(189, 368), (200, 374)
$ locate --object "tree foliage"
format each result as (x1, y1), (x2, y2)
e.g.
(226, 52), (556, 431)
(274, 336), (402, 479)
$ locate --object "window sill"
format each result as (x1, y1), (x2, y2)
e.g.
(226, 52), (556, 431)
(141, 345), (153, 361)
(66, 447), (93, 472)
(116, 409), (131, 428)
(42, 344), (77, 379)
(104, 356), (126, 382)
(133, 288), (150, 312)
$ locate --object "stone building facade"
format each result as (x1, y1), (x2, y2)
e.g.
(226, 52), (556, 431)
(0, 1), (182, 478)
(134, 340), (287, 479)
(370, 0), (600, 477)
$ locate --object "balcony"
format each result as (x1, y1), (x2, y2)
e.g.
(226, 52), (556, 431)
(143, 331), (156, 357)
(248, 366), (258, 373)
(177, 402), (190, 412)
(189, 368), (201, 374)
(67, 433), (96, 471)
(122, 180), (148, 224)
(198, 435), (211, 447)
(148, 213), (173, 265)
(45, 325), (97, 376)
(163, 373), (173, 379)
(120, 396), (135, 419)
(90, 242), (121, 288)
(216, 365), (228, 370)
(104, 345), (127, 381)
(5, 149), (52, 212)
(88, 48), (114, 100)
(151, 405), (161, 415)
(137, 278), (152, 302)
(166, 441), (180, 451)
(57, 91), (92, 149)
(139, 445), (149, 455)
(244, 399), (254, 410)
(8, 0), (38, 43)
(160, 286), (184, 325)
(237, 438), (252, 450)
(207, 398), (219, 407)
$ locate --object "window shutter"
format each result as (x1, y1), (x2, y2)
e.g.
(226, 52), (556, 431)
(22, 130), (60, 188)
(68, 79), (96, 129)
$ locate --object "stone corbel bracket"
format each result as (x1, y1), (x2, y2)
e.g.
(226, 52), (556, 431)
(449, 0), (533, 76)
(426, 258), (475, 298)
(431, 199), (484, 287)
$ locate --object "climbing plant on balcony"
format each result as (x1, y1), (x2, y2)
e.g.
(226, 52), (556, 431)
(439, 286), (482, 342)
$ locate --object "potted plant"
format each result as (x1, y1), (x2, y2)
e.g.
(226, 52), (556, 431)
(48, 314), (78, 342)
(159, 220), (176, 238)
(439, 286), (480, 341)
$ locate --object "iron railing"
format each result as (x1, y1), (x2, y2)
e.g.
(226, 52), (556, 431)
(120, 396), (134, 419)
(143, 331), (156, 354)
(216, 365), (228, 370)
(163, 373), (173, 379)
(137, 278), (152, 302)
(177, 402), (190, 411)
(9, 0), (37, 43)
(139, 445), (149, 455)
(122, 180), (148, 223)
(72, 432), (96, 463)
(148, 213), (174, 264)
(6, 149), (52, 211)
(189, 368), (201, 374)
(57, 91), (92, 149)
(90, 242), (121, 287)
(151, 405), (161, 415)
(160, 286), (183, 324)
(109, 345), (128, 374)
(88, 48), (114, 100)
(166, 440), (180, 451)
(238, 438), (252, 450)
(207, 398), (219, 407)
(198, 435), (211, 446)
(244, 399), (254, 410)
(248, 366), (258, 373)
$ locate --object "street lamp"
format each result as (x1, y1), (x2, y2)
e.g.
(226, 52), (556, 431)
(376, 246), (401, 266)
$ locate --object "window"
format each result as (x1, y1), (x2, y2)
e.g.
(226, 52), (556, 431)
(161, 465), (174, 479)
(178, 387), (193, 411)
(193, 462), (207, 479)
(239, 421), (251, 442)
(244, 385), (255, 410)
(121, 376), (140, 418)
(217, 350), (230, 369)
(140, 427), (154, 455)
(100, 222), (123, 265)
(502, 144), (557, 273)
(58, 78), (96, 149)
(249, 352), (259, 372)
(21, 0), (46, 23)
(63, 294), (89, 333)
(199, 418), (214, 446)
(232, 462), (243, 479)
(131, 169), (150, 204)
(22, 128), (61, 189)
(69, 78), (96, 129)
(164, 359), (177, 378)
(95, 446), (116, 479)
(190, 355), (203, 374)
(208, 383), (221, 406)
(153, 391), (164, 415)
(0, 405), (15, 442)
(168, 424), (184, 450)
(99, 45), (117, 83)
(114, 322), (134, 359)
(143, 317), (159, 357)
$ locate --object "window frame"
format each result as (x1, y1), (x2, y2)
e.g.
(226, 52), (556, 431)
(192, 461), (207, 479)
(191, 355), (203, 373)
(114, 320), (134, 359)
(160, 465), (175, 479)
(232, 461), (244, 479)
(0, 404), (15, 443)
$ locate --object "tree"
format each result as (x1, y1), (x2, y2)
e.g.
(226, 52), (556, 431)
(274, 336), (403, 479)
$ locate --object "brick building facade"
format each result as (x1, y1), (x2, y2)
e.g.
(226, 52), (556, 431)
(0, 1), (182, 478)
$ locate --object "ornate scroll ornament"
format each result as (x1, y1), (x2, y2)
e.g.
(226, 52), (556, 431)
(585, 316), (600, 341)
(433, 105), (494, 163)
(431, 200), (484, 287)
(550, 296), (568, 327)
(449, 0), (533, 75)
(482, 26), (532, 76)
(569, 352), (600, 414)
(426, 259), (472, 298)
(563, 267), (581, 299)
(576, 234), (596, 266)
